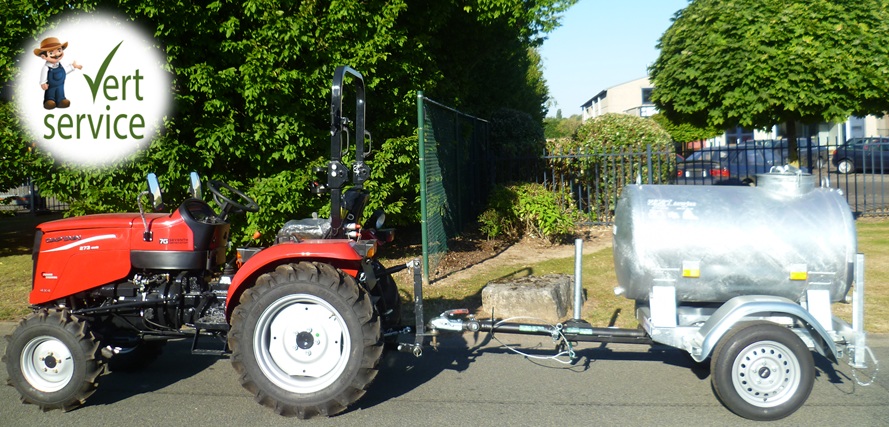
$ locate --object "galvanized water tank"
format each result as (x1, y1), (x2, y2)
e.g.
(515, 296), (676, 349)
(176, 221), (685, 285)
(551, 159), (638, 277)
(613, 170), (856, 303)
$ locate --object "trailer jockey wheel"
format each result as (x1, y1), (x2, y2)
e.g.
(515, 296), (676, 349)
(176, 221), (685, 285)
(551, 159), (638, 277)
(206, 180), (259, 217)
(228, 262), (382, 419)
(710, 322), (814, 421)
(3, 309), (104, 412)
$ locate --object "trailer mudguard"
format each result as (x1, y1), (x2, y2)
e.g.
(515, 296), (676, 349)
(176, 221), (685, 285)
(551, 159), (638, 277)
(224, 240), (364, 317)
(692, 295), (838, 363)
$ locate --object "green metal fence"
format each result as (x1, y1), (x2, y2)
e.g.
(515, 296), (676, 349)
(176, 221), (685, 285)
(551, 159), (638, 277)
(417, 92), (489, 285)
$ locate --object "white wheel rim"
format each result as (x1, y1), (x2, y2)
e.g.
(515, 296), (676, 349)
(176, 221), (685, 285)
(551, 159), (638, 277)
(20, 336), (75, 392)
(253, 294), (352, 394)
(731, 340), (801, 408)
(839, 161), (850, 173)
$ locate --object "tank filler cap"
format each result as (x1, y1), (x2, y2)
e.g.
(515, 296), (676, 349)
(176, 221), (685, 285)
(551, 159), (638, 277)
(756, 165), (815, 197)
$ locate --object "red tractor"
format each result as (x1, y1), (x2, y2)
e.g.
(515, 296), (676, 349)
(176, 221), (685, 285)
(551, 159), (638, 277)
(3, 67), (403, 418)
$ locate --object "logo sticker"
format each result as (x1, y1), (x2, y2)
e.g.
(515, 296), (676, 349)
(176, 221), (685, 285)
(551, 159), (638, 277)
(14, 12), (171, 167)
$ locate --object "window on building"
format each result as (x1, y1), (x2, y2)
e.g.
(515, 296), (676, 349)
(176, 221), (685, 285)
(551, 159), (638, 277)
(725, 125), (754, 144)
(641, 88), (653, 105)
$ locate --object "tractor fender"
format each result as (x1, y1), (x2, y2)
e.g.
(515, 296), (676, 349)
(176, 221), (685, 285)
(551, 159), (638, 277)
(225, 240), (364, 318)
(692, 295), (838, 363)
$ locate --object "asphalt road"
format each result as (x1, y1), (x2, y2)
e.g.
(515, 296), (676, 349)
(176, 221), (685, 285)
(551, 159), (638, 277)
(1, 322), (887, 427)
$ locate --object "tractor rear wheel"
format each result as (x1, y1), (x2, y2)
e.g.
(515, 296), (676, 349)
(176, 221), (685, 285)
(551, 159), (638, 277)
(368, 260), (401, 329)
(229, 262), (382, 418)
(3, 309), (103, 411)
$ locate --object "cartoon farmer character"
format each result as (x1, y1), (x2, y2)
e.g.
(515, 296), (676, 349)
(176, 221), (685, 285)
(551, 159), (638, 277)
(34, 37), (82, 110)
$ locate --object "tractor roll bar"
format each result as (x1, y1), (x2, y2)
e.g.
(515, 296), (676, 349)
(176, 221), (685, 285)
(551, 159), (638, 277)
(327, 66), (369, 235)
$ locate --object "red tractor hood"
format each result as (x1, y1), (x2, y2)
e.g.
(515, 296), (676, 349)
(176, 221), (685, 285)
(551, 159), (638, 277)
(39, 213), (168, 233)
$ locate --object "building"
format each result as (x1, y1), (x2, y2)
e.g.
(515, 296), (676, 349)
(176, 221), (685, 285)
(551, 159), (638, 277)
(580, 77), (654, 122)
(581, 75), (889, 147)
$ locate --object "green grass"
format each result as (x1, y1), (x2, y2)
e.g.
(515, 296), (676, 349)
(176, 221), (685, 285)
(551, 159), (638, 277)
(396, 247), (635, 329)
(0, 213), (62, 321)
(0, 255), (33, 320)
(834, 218), (889, 332)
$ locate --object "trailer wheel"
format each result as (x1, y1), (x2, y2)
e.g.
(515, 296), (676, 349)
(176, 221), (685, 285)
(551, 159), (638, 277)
(3, 309), (103, 411)
(229, 262), (382, 418)
(710, 322), (814, 421)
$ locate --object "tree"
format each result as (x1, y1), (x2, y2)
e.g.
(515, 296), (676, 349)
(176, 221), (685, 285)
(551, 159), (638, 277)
(0, 0), (575, 242)
(650, 113), (721, 146)
(543, 114), (581, 139)
(549, 113), (674, 221)
(650, 0), (889, 161)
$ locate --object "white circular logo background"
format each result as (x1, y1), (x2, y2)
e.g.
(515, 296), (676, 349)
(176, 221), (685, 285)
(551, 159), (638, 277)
(14, 12), (171, 167)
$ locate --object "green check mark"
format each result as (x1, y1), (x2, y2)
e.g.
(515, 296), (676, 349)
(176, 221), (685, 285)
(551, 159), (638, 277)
(83, 41), (123, 103)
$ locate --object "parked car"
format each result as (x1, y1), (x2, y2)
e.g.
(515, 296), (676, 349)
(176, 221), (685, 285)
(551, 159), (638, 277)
(0, 193), (44, 210)
(674, 149), (728, 185)
(675, 146), (777, 186)
(0, 194), (27, 207)
(832, 137), (889, 174)
(747, 138), (831, 169)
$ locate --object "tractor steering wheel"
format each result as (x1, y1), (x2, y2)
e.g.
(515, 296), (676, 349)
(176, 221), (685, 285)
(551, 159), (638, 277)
(206, 180), (259, 217)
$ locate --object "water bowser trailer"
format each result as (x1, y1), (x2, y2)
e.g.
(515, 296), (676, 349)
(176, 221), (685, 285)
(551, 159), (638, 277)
(4, 67), (877, 422)
(430, 169), (879, 420)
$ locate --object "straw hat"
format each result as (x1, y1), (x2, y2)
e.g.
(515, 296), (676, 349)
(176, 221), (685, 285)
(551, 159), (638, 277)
(33, 37), (68, 56)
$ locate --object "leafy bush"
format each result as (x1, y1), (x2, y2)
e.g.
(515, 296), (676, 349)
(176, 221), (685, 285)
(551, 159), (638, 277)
(478, 182), (578, 242)
(547, 113), (675, 220)
(650, 113), (722, 145)
(489, 108), (546, 159)
(2, 0), (572, 245)
(364, 134), (421, 226)
(543, 113), (582, 139)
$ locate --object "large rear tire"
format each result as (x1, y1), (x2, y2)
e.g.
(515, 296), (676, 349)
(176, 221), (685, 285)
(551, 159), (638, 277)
(710, 322), (814, 421)
(368, 260), (401, 328)
(229, 262), (382, 418)
(3, 309), (104, 411)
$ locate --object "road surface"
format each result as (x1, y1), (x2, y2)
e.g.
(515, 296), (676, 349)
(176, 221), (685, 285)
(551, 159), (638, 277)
(1, 322), (887, 426)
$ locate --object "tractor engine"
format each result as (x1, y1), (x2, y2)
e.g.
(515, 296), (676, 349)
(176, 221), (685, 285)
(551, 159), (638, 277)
(84, 271), (223, 332)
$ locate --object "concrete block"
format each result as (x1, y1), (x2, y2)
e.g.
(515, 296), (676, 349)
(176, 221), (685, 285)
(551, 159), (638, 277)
(481, 274), (575, 323)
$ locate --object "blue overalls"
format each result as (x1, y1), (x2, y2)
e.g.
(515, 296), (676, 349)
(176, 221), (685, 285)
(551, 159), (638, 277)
(44, 65), (66, 105)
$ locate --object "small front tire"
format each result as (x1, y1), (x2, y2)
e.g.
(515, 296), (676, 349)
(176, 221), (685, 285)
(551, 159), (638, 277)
(3, 309), (104, 411)
(710, 322), (814, 421)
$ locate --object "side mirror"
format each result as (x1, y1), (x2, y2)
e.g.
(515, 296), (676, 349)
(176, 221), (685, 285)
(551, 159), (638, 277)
(189, 172), (203, 200)
(147, 173), (164, 212)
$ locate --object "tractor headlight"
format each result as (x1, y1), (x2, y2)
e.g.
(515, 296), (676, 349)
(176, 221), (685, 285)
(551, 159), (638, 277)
(365, 209), (385, 230)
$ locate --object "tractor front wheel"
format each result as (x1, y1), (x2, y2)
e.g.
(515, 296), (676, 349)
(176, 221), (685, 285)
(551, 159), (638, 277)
(229, 262), (382, 418)
(3, 309), (103, 411)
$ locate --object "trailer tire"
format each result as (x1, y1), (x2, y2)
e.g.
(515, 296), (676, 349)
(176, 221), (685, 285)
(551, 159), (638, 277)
(229, 262), (382, 418)
(710, 322), (814, 421)
(3, 309), (103, 411)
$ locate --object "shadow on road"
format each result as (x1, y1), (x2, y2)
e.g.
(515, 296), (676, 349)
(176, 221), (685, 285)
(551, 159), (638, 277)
(355, 333), (714, 412)
(86, 338), (221, 407)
